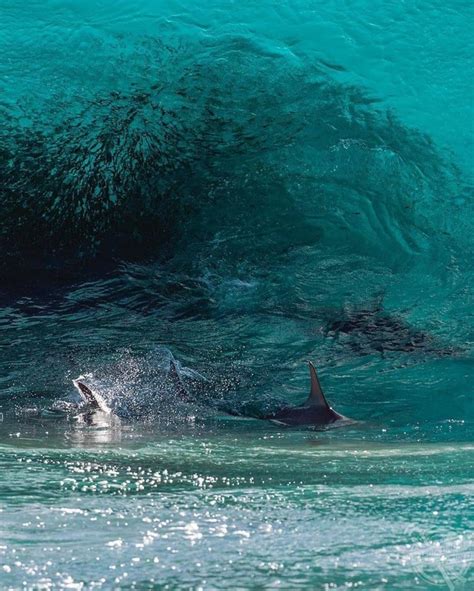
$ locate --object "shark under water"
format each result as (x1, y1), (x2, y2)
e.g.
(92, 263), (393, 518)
(325, 306), (461, 357)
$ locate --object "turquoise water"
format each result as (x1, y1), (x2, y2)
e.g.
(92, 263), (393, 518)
(1, 1), (473, 589)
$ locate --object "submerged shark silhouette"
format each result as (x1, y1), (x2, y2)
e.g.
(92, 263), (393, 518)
(73, 360), (350, 428)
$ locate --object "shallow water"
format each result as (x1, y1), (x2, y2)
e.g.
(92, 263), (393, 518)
(1, 419), (472, 590)
(1, 1), (473, 589)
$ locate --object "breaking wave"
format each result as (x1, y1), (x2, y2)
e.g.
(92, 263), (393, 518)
(1, 36), (469, 278)
(0, 27), (472, 430)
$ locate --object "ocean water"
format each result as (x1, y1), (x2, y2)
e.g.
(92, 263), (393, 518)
(0, 1), (473, 589)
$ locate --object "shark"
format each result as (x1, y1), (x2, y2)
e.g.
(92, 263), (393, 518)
(73, 378), (112, 414)
(73, 360), (351, 428)
(325, 306), (460, 357)
(260, 361), (350, 427)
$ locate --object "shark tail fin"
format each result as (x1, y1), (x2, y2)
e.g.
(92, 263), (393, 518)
(169, 359), (190, 401)
(306, 361), (330, 409)
(73, 377), (111, 413)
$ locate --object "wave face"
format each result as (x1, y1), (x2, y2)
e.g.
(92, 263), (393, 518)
(0, 2), (473, 589)
(1, 22), (471, 273)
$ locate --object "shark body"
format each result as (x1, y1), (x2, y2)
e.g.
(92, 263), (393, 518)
(73, 360), (350, 428)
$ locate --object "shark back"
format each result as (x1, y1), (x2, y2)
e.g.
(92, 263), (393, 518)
(267, 361), (345, 426)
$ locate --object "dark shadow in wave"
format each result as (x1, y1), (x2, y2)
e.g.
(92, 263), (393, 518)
(0, 37), (462, 287)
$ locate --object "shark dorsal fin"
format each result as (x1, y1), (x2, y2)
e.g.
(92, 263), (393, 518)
(306, 361), (330, 409)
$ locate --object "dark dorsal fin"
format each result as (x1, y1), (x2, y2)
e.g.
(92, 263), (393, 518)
(306, 361), (330, 409)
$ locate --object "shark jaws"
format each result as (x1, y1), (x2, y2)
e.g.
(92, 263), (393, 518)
(72, 378), (112, 414)
(73, 360), (351, 428)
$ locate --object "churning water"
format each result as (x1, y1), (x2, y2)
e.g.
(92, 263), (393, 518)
(0, 1), (473, 589)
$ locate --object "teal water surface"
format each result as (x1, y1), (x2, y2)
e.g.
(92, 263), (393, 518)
(0, 1), (473, 589)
